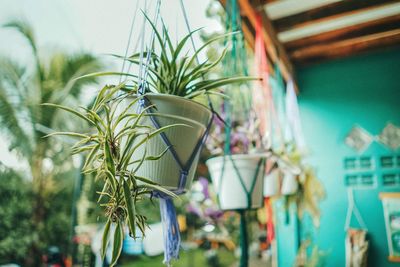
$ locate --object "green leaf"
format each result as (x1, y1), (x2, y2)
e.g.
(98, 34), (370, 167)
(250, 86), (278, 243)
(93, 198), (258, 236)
(74, 71), (139, 81)
(41, 103), (95, 125)
(43, 131), (89, 139)
(105, 170), (117, 192)
(82, 143), (100, 170)
(110, 221), (124, 266)
(101, 219), (111, 259)
(136, 177), (177, 198)
(104, 139), (116, 175)
(122, 179), (136, 238)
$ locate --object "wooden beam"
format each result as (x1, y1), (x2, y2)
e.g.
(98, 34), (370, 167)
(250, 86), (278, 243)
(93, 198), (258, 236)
(237, 0), (297, 87)
(242, 17), (275, 72)
(290, 29), (400, 65)
(285, 14), (400, 51)
(273, 0), (398, 33)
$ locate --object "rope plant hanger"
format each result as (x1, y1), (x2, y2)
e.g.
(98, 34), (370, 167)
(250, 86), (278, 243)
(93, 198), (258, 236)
(116, 0), (255, 265)
(134, 1), (213, 265)
(206, 1), (267, 267)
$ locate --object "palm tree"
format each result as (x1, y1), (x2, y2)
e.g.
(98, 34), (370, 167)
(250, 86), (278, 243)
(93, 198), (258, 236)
(0, 20), (102, 265)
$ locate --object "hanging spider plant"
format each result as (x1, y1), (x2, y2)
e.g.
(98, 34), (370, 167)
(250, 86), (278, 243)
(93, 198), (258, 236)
(80, 15), (258, 100)
(43, 83), (184, 266)
(128, 17), (258, 99)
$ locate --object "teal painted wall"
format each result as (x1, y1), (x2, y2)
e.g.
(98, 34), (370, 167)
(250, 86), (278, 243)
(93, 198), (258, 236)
(296, 48), (400, 267)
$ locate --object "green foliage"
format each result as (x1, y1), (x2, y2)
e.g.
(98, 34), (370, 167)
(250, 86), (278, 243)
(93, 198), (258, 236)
(0, 19), (103, 264)
(0, 168), (34, 264)
(126, 17), (256, 99)
(44, 84), (182, 266)
(83, 15), (257, 100)
(120, 248), (236, 267)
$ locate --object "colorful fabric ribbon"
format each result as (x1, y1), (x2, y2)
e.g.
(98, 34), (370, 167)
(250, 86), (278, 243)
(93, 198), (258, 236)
(159, 197), (181, 266)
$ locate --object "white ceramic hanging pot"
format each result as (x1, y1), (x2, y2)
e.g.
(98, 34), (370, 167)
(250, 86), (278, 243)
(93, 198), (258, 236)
(206, 154), (266, 210)
(126, 94), (212, 192)
(281, 171), (298, 195)
(263, 167), (280, 197)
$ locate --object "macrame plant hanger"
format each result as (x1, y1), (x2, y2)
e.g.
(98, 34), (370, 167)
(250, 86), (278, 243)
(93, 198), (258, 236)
(215, 1), (266, 267)
(132, 0), (218, 265)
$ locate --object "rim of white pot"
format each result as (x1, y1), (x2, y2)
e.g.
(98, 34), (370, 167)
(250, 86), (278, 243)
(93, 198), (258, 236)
(206, 152), (270, 164)
(130, 93), (212, 113)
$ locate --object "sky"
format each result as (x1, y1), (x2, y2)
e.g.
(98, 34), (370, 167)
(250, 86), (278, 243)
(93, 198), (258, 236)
(0, 0), (222, 170)
(0, 0), (221, 62)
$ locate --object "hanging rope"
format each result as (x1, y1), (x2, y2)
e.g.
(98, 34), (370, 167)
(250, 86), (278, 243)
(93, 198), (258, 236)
(119, 0), (140, 83)
(344, 188), (368, 231)
(219, 2), (257, 267)
(239, 210), (249, 267)
(139, 0), (162, 94)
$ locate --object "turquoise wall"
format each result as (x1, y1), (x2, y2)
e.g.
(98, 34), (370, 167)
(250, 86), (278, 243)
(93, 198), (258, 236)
(296, 48), (400, 267)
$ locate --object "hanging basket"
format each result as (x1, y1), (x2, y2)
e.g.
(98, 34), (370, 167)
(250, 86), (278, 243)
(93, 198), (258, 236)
(206, 154), (266, 210)
(263, 167), (280, 197)
(128, 94), (212, 192)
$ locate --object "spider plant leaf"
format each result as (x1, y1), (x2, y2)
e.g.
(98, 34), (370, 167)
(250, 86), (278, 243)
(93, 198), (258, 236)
(81, 107), (106, 130)
(122, 179), (136, 238)
(93, 82), (126, 112)
(187, 31), (239, 68)
(112, 52), (157, 61)
(113, 95), (144, 132)
(110, 221), (124, 266)
(135, 123), (189, 151)
(136, 181), (177, 198)
(41, 103), (95, 125)
(74, 71), (139, 81)
(142, 11), (168, 59)
(105, 170), (117, 192)
(132, 142), (147, 174)
(188, 47), (228, 82)
(161, 19), (174, 55)
(104, 139), (116, 175)
(71, 144), (96, 154)
(101, 218), (111, 259)
(191, 76), (259, 92)
(121, 123), (188, 170)
(97, 180), (110, 203)
(104, 82), (128, 102)
(173, 56), (190, 96)
(128, 145), (170, 166)
(43, 131), (89, 139)
(82, 143), (100, 170)
(123, 58), (170, 91)
(172, 28), (201, 63)
(204, 90), (229, 99)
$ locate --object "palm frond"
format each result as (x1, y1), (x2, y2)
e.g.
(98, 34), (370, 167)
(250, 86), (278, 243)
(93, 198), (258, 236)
(0, 84), (32, 156)
(3, 19), (43, 82)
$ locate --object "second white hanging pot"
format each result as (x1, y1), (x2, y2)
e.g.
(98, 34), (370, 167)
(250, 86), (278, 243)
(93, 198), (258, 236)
(206, 154), (266, 210)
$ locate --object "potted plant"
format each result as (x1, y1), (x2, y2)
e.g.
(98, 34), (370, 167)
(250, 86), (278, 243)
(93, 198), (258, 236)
(44, 84), (179, 265)
(87, 18), (256, 194)
(205, 112), (267, 211)
(54, 17), (257, 265)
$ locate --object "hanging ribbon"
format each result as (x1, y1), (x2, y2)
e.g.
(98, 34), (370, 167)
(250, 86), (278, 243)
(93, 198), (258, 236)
(264, 197), (275, 244)
(159, 197), (181, 266)
(285, 79), (306, 150)
(254, 13), (284, 150)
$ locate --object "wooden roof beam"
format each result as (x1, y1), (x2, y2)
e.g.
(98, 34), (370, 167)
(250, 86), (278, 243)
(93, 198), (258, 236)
(272, 0), (399, 33)
(237, 0), (297, 90)
(290, 29), (400, 65)
(285, 14), (400, 51)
